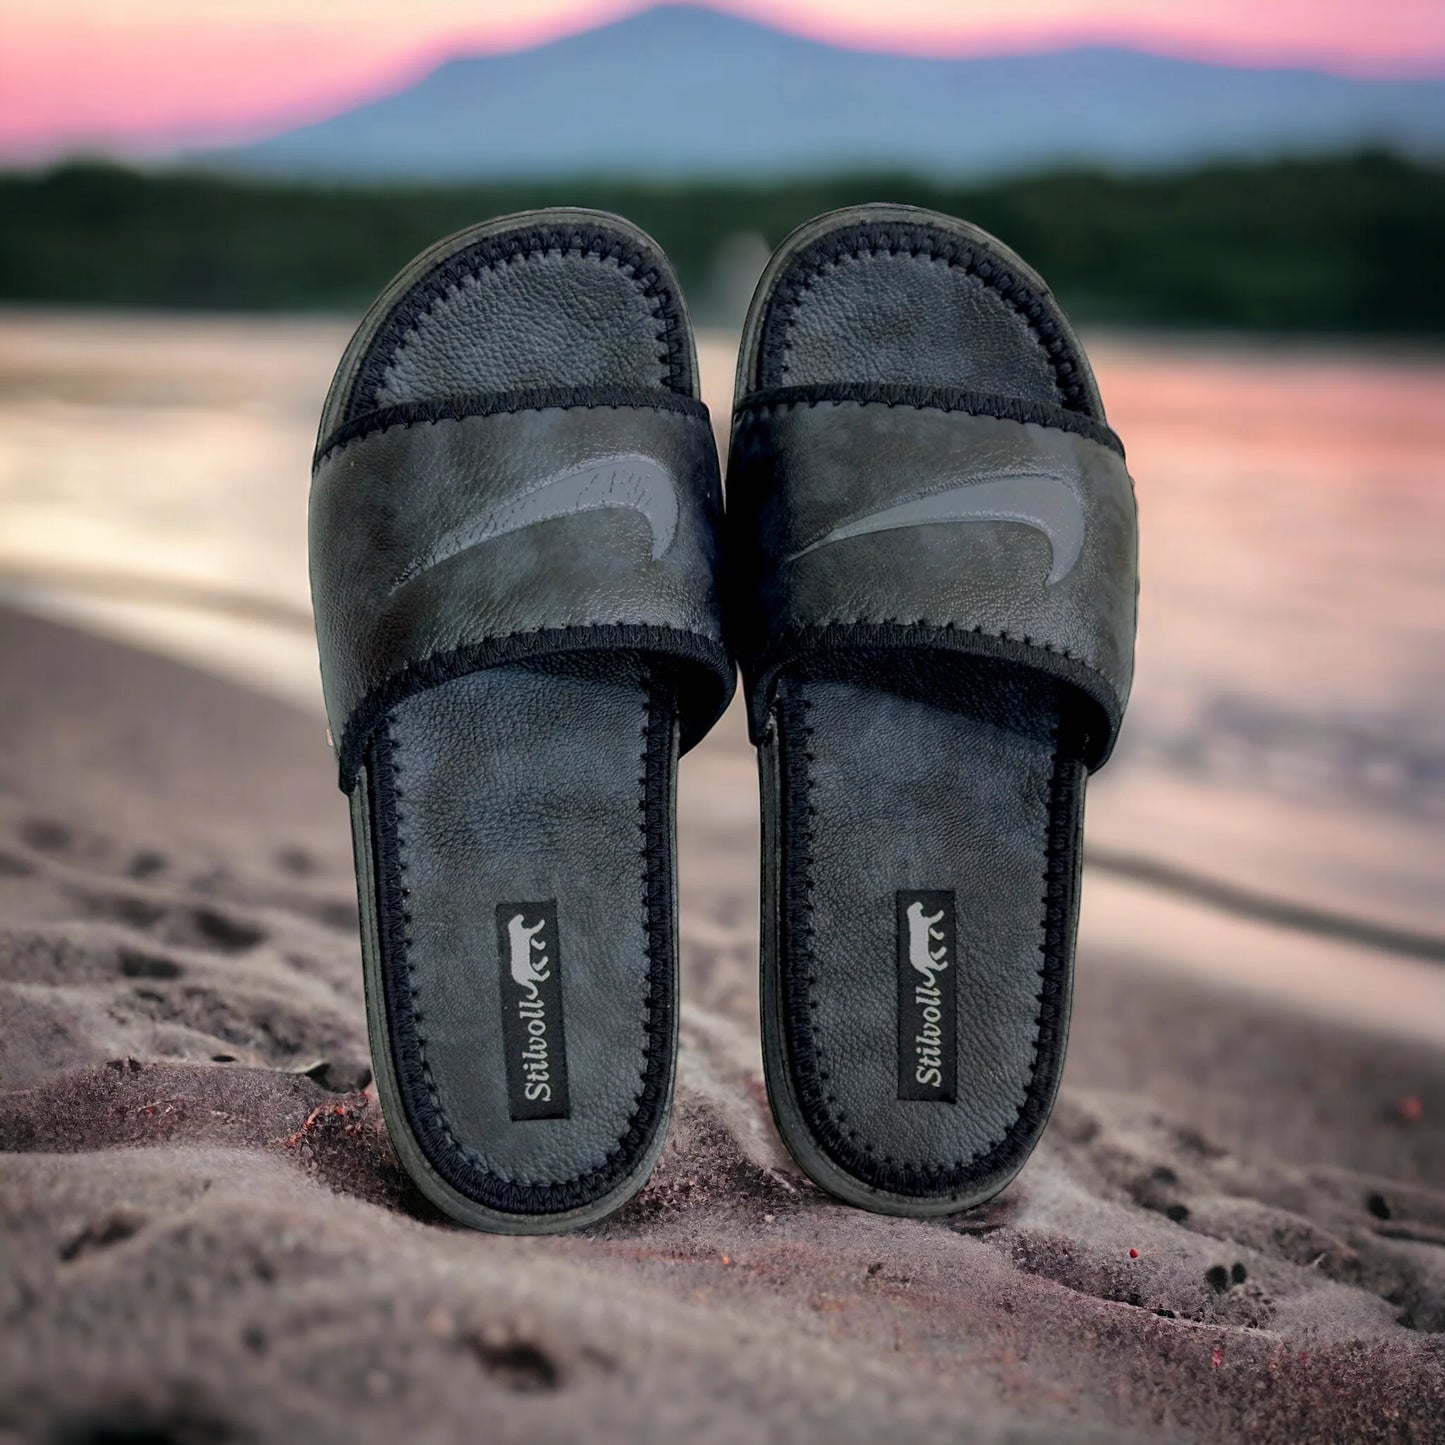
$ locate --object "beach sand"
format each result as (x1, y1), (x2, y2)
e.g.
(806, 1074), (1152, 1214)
(1, 605), (1442, 1444)
(1, 311), (1444, 1441)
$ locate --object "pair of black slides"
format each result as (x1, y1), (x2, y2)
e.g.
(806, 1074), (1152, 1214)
(309, 203), (1138, 1234)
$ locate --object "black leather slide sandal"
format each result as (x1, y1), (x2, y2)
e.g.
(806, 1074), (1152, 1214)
(310, 211), (733, 1232)
(727, 205), (1137, 1217)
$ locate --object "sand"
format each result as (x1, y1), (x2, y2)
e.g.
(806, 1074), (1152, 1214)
(1, 604), (1442, 1445)
(1, 310), (1443, 1441)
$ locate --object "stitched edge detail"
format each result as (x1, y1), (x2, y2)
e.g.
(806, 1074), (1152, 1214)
(368, 670), (679, 1212)
(757, 220), (1098, 416)
(732, 383), (1123, 459)
(740, 623), (1121, 771)
(315, 387), (711, 469)
(336, 624), (734, 794)
(775, 689), (1083, 1197)
(348, 222), (693, 424)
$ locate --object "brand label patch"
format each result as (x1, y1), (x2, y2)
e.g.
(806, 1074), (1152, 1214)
(784, 475), (1086, 585)
(496, 901), (571, 1120)
(896, 890), (957, 1102)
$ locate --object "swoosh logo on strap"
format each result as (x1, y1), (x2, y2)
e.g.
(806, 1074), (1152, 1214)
(785, 474), (1085, 585)
(390, 453), (678, 592)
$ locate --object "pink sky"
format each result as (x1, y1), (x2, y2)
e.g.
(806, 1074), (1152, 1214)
(3, 0), (1443, 160)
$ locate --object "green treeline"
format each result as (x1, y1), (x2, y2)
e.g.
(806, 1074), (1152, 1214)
(1, 152), (1440, 333)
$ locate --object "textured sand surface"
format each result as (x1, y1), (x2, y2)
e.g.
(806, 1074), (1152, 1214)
(1, 606), (1442, 1444)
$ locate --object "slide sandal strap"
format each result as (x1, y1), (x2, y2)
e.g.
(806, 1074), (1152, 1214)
(311, 397), (732, 792)
(726, 395), (1137, 767)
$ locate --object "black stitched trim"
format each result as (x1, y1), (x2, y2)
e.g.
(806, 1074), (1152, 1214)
(367, 674), (679, 1215)
(347, 221), (694, 424)
(315, 387), (711, 469)
(741, 622), (1120, 771)
(734, 383), (1123, 458)
(774, 690), (1084, 1199)
(756, 219), (1099, 417)
(337, 623), (733, 794)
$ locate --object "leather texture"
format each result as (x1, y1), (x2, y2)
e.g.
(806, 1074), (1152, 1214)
(374, 254), (674, 408)
(333, 219), (696, 428)
(728, 402), (1136, 763)
(766, 250), (1069, 401)
(771, 672), (1081, 1173)
(375, 661), (666, 1187)
(745, 212), (1105, 418)
(311, 402), (727, 787)
(736, 204), (1132, 1215)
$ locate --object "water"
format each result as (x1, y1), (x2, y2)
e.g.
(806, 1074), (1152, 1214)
(1081, 338), (1445, 939)
(1, 310), (1442, 1023)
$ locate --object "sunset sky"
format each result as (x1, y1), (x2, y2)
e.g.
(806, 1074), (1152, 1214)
(4, 0), (1443, 160)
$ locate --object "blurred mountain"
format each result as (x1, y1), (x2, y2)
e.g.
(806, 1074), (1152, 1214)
(204, 4), (1445, 179)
